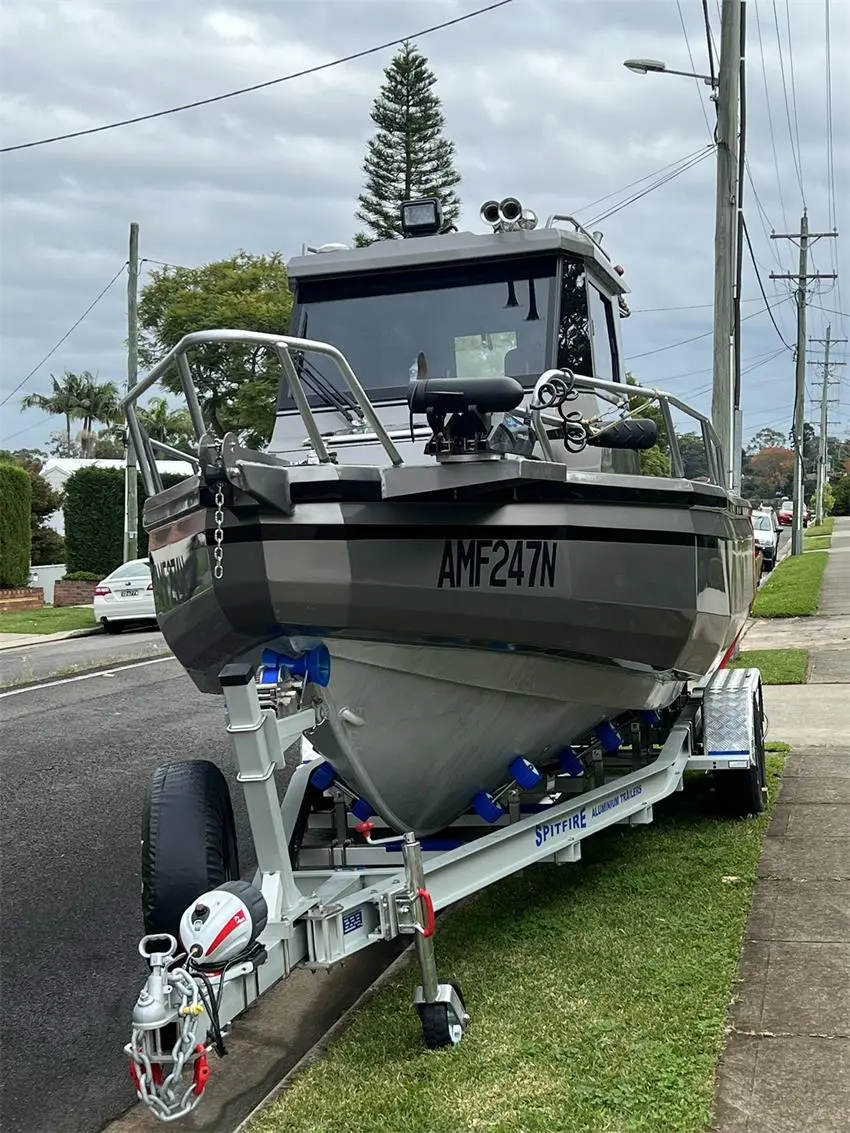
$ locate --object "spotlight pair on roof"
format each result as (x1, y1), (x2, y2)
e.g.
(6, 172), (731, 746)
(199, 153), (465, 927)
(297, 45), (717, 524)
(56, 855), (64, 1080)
(480, 198), (539, 232)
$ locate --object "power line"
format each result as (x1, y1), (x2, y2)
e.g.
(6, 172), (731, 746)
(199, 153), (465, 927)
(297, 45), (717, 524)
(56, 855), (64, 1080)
(1, 415), (52, 445)
(783, 0), (806, 202)
(587, 146), (715, 226)
(631, 298), (764, 313)
(771, 0), (806, 206)
(0, 262), (128, 408)
(625, 296), (792, 361)
(0, 0), (514, 154)
(572, 145), (711, 218)
(751, 3), (787, 230)
(741, 215), (794, 349)
(700, 0), (718, 86)
(675, 0), (714, 141)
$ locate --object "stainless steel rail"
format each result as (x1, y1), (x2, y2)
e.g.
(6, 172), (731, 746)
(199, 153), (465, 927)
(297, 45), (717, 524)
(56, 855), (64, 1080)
(121, 330), (404, 494)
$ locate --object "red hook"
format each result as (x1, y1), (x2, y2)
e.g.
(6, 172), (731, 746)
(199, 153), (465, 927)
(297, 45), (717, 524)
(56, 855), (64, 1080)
(417, 887), (436, 938)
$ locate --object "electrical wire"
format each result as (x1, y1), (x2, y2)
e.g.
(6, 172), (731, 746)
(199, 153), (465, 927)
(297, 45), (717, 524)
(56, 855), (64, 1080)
(587, 146), (716, 226)
(675, 0), (714, 141)
(753, 0), (788, 231)
(741, 216), (794, 350)
(0, 262), (128, 408)
(701, 0), (718, 87)
(771, 0), (806, 206)
(624, 296), (792, 361)
(0, 0), (515, 154)
(0, 415), (52, 445)
(572, 145), (712, 218)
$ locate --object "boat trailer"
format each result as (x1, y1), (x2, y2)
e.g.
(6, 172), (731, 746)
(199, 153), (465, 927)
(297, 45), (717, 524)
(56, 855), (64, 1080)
(126, 661), (766, 1122)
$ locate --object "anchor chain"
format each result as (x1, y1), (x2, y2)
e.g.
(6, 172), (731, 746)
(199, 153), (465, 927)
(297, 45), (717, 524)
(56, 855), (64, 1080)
(213, 485), (225, 580)
(126, 963), (210, 1123)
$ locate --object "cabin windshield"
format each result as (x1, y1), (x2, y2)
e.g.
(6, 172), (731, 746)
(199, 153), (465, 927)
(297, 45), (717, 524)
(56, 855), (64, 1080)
(280, 254), (600, 410)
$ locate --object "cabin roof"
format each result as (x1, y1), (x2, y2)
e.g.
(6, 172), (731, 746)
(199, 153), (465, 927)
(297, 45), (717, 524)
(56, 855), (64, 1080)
(286, 226), (630, 294)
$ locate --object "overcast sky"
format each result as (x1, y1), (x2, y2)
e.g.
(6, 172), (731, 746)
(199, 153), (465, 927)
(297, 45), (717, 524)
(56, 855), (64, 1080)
(1, 0), (847, 453)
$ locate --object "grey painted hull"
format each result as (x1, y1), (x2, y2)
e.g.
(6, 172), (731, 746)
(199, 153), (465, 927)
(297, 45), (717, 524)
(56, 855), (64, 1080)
(145, 464), (753, 833)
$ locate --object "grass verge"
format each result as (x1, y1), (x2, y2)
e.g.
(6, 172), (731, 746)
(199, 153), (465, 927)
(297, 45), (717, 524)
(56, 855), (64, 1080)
(803, 534), (832, 550)
(730, 648), (809, 684)
(805, 518), (834, 538)
(0, 606), (97, 635)
(250, 754), (787, 1133)
(751, 551), (828, 617)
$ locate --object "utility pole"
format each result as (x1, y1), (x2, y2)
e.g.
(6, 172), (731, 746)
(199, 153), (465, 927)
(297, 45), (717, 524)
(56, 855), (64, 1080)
(123, 222), (140, 563)
(731, 0), (747, 494)
(809, 325), (846, 525)
(712, 0), (742, 491)
(770, 215), (837, 556)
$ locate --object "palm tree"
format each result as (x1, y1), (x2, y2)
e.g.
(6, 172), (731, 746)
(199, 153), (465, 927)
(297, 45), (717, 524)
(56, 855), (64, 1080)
(74, 374), (120, 456)
(21, 371), (86, 452)
(138, 396), (194, 449)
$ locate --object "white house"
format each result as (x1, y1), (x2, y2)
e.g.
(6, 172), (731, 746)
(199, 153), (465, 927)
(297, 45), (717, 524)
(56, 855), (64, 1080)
(41, 457), (194, 534)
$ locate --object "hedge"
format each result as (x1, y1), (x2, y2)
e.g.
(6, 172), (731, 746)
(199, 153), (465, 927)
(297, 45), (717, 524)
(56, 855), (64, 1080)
(0, 462), (33, 588)
(63, 467), (184, 576)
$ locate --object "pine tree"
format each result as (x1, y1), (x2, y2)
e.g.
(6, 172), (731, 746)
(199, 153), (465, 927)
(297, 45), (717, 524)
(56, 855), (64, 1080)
(355, 41), (461, 243)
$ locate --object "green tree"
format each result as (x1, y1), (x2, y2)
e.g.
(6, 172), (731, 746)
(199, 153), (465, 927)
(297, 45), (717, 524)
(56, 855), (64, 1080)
(0, 462), (32, 586)
(0, 451), (65, 565)
(677, 432), (710, 479)
(138, 252), (293, 445)
(833, 474), (850, 516)
(138, 396), (195, 451)
(74, 374), (121, 456)
(625, 374), (670, 476)
(355, 40), (461, 243)
(747, 427), (786, 453)
(21, 371), (86, 452)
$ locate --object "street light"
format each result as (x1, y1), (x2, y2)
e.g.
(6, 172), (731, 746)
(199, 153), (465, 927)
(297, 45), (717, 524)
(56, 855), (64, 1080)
(623, 58), (716, 87)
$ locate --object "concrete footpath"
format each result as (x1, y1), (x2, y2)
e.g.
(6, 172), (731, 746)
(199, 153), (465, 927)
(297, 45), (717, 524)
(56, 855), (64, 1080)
(714, 517), (850, 1132)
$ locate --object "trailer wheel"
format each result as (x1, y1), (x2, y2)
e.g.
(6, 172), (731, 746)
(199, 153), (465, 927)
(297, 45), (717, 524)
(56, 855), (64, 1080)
(717, 691), (767, 817)
(141, 760), (240, 939)
(419, 982), (467, 1050)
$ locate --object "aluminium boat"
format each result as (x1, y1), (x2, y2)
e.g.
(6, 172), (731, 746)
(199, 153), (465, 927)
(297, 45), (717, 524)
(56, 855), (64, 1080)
(128, 198), (755, 836)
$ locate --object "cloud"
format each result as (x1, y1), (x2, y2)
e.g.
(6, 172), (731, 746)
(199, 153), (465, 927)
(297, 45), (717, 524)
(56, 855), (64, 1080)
(1, 0), (847, 449)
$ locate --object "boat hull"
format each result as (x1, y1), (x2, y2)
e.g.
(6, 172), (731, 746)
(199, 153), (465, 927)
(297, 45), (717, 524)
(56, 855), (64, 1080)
(311, 640), (683, 834)
(144, 471), (753, 832)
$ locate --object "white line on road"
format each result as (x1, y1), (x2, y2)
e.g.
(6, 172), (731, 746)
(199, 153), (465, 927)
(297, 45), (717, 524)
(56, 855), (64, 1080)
(0, 655), (177, 699)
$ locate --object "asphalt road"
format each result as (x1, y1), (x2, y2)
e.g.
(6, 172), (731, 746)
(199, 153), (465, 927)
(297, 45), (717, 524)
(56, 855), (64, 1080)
(0, 658), (260, 1133)
(0, 628), (169, 688)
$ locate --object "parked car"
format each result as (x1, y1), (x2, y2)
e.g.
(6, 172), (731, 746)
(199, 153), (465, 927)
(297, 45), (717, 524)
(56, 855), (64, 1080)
(752, 509), (780, 571)
(93, 558), (157, 633)
(777, 500), (809, 528)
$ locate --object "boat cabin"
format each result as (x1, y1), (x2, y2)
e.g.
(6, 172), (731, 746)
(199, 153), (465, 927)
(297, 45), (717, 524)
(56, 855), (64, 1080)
(270, 198), (632, 467)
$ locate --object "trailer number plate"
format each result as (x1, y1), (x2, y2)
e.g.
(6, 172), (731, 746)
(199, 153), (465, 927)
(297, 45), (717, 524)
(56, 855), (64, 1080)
(437, 539), (558, 589)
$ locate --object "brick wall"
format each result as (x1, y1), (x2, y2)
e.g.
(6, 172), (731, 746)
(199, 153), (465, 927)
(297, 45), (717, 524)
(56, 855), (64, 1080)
(53, 581), (97, 607)
(0, 588), (44, 614)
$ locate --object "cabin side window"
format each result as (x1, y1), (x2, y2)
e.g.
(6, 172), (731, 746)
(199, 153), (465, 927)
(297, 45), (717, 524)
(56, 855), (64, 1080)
(587, 284), (621, 384)
(556, 259), (592, 376)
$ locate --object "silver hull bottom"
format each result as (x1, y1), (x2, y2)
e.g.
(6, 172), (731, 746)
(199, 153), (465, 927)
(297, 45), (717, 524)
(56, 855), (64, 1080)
(309, 640), (683, 834)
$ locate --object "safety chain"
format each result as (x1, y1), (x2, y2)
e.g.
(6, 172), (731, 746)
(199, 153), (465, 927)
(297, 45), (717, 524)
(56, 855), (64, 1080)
(213, 485), (225, 581)
(126, 964), (210, 1123)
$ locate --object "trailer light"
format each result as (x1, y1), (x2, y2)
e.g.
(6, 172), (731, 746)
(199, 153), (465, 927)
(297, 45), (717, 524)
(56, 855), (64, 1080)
(400, 197), (443, 237)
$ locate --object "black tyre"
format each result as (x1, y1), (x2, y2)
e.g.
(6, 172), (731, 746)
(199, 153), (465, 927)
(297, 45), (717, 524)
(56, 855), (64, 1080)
(418, 982), (467, 1050)
(141, 760), (240, 939)
(103, 619), (122, 634)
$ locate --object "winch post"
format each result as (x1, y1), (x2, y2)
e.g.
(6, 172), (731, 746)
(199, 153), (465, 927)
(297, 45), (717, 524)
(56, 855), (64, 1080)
(402, 832), (439, 1003)
(219, 663), (304, 919)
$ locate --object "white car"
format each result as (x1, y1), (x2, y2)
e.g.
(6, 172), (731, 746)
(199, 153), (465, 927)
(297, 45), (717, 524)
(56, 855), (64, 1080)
(752, 510), (780, 571)
(93, 558), (158, 633)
